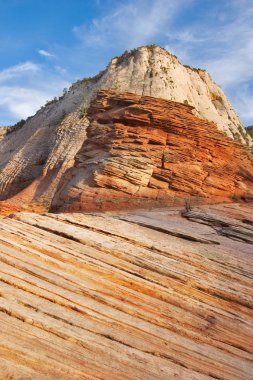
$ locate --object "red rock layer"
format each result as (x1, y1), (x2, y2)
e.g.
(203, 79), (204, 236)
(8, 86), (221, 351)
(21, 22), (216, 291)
(51, 90), (253, 212)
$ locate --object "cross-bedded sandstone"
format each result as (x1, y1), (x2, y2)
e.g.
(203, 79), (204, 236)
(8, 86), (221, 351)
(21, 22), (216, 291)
(51, 90), (253, 212)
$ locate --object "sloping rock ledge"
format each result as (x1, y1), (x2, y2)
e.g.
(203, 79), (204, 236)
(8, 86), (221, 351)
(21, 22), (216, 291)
(0, 202), (252, 379)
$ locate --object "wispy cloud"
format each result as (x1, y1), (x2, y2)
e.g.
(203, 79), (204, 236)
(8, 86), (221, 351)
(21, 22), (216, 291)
(163, 0), (253, 125)
(0, 61), (69, 123)
(200, 3), (253, 89)
(73, 0), (188, 49)
(0, 86), (51, 120)
(38, 49), (55, 58)
(0, 62), (40, 83)
(165, 0), (253, 89)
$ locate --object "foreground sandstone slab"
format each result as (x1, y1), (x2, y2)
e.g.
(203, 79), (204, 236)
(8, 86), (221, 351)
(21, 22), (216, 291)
(0, 202), (252, 379)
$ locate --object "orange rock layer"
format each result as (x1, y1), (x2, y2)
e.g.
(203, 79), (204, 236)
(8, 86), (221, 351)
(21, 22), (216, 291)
(0, 90), (252, 215)
(51, 90), (253, 212)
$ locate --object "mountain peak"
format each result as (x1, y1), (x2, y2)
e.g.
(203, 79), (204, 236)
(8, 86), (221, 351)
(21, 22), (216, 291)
(80, 45), (251, 147)
(2, 45), (251, 147)
(110, 45), (180, 68)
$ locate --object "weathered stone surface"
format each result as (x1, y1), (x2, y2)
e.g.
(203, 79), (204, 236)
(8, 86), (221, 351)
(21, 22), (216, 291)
(0, 202), (252, 379)
(0, 45), (252, 214)
(97, 46), (251, 146)
(0, 111), (88, 214)
(51, 90), (253, 212)
(182, 209), (253, 243)
(0, 89), (253, 214)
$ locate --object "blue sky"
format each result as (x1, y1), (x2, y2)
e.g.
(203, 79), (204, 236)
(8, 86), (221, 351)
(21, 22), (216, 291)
(0, 0), (252, 127)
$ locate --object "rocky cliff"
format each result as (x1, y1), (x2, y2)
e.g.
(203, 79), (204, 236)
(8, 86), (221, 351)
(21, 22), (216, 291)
(50, 90), (253, 212)
(2, 46), (251, 149)
(95, 46), (252, 146)
(1, 90), (252, 214)
(0, 45), (252, 214)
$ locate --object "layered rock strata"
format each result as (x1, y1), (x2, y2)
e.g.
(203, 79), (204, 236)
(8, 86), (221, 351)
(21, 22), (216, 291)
(0, 112), (88, 212)
(0, 90), (252, 214)
(51, 90), (253, 212)
(0, 46), (251, 213)
(2, 46), (251, 148)
(96, 46), (252, 146)
(0, 202), (252, 379)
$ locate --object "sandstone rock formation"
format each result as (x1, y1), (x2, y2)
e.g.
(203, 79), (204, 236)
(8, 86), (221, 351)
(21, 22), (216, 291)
(1, 45), (253, 380)
(51, 90), (253, 212)
(0, 202), (252, 379)
(3, 46), (252, 148)
(0, 46), (252, 211)
(0, 111), (88, 210)
(96, 46), (252, 146)
(0, 90), (252, 214)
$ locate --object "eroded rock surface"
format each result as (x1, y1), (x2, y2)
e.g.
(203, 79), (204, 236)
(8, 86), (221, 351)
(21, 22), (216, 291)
(0, 202), (252, 379)
(182, 209), (253, 244)
(0, 112), (88, 211)
(51, 90), (253, 212)
(0, 46), (252, 214)
(97, 46), (251, 146)
(0, 89), (252, 214)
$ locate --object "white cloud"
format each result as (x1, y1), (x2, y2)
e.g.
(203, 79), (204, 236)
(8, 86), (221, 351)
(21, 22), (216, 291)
(0, 62), (40, 83)
(163, 0), (253, 125)
(0, 82), (69, 120)
(0, 86), (49, 119)
(201, 5), (253, 88)
(38, 49), (55, 58)
(0, 61), (70, 123)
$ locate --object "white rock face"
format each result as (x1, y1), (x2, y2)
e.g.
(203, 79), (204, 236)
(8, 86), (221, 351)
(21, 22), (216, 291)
(0, 45), (251, 203)
(94, 46), (251, 146)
